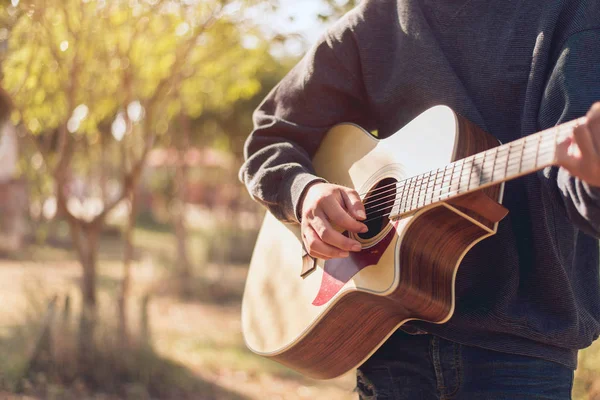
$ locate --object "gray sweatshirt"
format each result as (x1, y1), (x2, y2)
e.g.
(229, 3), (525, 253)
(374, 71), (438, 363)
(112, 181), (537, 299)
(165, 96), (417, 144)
(239, 0), (600, 369)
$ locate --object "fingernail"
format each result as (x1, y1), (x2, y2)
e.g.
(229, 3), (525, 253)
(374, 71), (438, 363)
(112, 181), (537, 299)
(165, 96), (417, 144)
(339, 252), (350, 258)
(361, 225), (369, 233)
(352, 244), (361, 252)
(357, 210), (366, 219)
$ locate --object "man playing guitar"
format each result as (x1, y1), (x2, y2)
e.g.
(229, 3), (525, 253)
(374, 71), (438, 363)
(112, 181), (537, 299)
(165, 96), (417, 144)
(240, 1), (600, 398)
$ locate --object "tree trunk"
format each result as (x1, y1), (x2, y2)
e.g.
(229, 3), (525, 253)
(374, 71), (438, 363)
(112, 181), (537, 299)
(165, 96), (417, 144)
(68, 220), (100, 373)
(118, 188), (138, 346)
(173, 197), (191, 296)
(173, 114), (193, 298)
(139, 293), (152, 349)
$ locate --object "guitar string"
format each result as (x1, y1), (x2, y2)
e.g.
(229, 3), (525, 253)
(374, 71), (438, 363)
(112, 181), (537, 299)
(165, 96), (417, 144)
(357, 143), (523, 201)
(362, 142), (555, 214)
(364, 139), (557, 220)
(355, 120), (576, 204)
(362, 139), (557, 214)
(358, 121), (576, 211)
(360, 144), (559, 224)
(362, 141), (549, 210)
(359, 126), (569, 207)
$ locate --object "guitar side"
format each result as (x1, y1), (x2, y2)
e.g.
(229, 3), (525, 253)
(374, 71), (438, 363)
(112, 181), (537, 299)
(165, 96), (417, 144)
(241, 106), (504, 379)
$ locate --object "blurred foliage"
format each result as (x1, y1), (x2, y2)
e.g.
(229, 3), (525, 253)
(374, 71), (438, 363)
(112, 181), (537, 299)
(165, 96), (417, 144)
(319, 0), (360, 21)
(2, 0), (273, 165)
(0, 0), (283, 322)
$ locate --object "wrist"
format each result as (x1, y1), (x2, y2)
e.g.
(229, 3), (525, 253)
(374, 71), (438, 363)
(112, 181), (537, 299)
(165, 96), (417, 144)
(296, 178), (327, 223)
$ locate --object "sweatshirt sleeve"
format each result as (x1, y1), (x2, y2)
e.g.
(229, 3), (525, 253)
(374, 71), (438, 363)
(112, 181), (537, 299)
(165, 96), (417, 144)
(538, 28), (600, 238)
(238, 12), (374, 224)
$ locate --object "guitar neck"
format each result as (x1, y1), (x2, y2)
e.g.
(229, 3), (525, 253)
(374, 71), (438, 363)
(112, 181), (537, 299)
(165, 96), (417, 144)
(386, 118), (584, 219)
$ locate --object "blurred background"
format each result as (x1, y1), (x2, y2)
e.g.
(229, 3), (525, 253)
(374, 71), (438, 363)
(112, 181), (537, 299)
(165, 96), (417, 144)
(0, 0), (597, 399)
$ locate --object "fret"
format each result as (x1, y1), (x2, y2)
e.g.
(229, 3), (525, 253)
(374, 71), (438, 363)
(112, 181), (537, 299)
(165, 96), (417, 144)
(418, 171), (431, 208)
(503, 142), (512, 181)
(478, 151), (487, 189)
(396, 179), (404, 215)
(448, 161), (457, 200)
(425, 170), (435, 206)
(412, 173), (422, 210)
(399, 177), (412, 214)
(445, 163), (454, 198)
(467, 155), (480, 192)
(537, 125), (561, 167)
(522, 133), (539, 173)
(430, 168), (439, 204)
(426, 170), (435, 206)
(413, 174), (423, 209)
(441, 164), (451, 200)
(435, 167), (444, 198)
(490, 146), (500, 182)
(519, 135), (527, 174)
(552, 125), (560, 164)
(433, 167), (440, 204)
(437, 166), (446, 201)
(457, 158), (466, 196)
(408, 176), (418, 212)
(408, 175), (418, 211)
(414, 173), (424, 209)
(500, 144), (511, 181)
(465, 155), (474, 193)
(506, 138), (523, 177)
(400, 177), (412, 212)
(534, 133), (542, 170)
(431, 167), (443, 205)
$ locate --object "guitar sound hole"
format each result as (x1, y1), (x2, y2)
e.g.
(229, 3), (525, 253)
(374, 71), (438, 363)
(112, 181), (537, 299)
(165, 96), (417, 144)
(358, 177), (397, 240)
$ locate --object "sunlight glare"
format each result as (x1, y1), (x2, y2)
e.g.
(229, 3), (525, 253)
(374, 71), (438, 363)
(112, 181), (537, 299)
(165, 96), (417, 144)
(127, 101), (144, 123)
(112, 113), (127, 141)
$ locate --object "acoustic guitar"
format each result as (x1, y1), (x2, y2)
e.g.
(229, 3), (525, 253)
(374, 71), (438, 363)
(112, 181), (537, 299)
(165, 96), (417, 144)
(241, 105), (583, 379)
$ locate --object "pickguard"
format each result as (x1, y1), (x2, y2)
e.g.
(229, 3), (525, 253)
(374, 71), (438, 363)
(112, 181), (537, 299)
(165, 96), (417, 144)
(312, 222), (398, 306)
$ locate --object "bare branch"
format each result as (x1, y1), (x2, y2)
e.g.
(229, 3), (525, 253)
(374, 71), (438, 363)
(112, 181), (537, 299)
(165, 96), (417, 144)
(145, 6), (222, 112)
(0, 85), (14, 110)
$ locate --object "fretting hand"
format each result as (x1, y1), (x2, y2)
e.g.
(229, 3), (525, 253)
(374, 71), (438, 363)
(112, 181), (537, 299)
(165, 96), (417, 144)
(556, 102), (600, 187)
(300, 182), (368, 260)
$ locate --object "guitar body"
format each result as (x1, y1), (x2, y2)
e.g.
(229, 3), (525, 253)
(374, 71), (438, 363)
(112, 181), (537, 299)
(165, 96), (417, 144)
(241, 106), (505, 379)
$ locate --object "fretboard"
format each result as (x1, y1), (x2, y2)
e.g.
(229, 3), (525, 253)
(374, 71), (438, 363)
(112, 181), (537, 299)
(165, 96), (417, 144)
(373, 118), (585, 220)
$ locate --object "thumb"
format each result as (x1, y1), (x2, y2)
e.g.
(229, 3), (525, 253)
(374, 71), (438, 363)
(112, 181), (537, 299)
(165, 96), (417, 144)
(342, 188), (367, 221)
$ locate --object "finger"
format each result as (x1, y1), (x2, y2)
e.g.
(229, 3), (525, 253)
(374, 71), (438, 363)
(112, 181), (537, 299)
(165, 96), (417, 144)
(586, 104), (600, 155)
(303, 225), (350, 259)
(312, 210), (362, 252)
(587, 101), (600, 123)
(555, 135), (583, 173)
(342, 188), (367, 221)
(305, 248), (332, 261)
(323, 197), (368, 233)
(572, 118), (598, 158)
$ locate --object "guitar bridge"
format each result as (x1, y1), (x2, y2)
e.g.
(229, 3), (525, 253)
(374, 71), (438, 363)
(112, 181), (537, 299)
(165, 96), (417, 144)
(301, 248), (317, 278)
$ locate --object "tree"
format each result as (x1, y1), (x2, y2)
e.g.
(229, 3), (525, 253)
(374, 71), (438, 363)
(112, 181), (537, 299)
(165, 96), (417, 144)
(1, 0), (270, 368)
(154, 24), (271, 295)
(319, 0), (360, 22)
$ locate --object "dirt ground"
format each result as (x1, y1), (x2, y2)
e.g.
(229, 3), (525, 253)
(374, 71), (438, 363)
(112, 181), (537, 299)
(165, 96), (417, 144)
(0, 234), (597, 399)
(0, 249), (356, 400)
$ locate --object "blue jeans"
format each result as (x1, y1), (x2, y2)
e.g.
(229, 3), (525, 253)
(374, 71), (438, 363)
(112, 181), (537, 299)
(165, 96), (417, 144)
(356, 331), (574, 400)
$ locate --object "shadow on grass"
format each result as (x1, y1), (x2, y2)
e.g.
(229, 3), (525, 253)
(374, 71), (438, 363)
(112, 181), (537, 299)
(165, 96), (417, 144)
(0, 321), (250, 400)
(150, 275), (245, 306)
